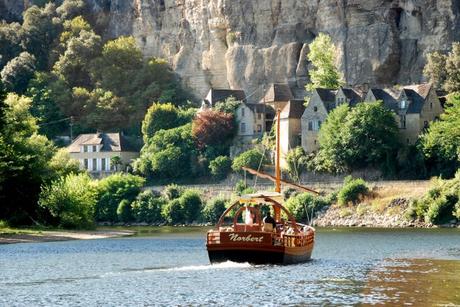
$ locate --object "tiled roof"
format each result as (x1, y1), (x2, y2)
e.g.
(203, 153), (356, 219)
(260, 83), (294, 103)
(68, 133), (136, 153)
(246, 103), (265, 113)
(315, 88), (336, 102)
(280, 100), (306, 119)
(368, 88), (399, 111)
(206, 89), (246, 105)
(341, 87), (363, 106)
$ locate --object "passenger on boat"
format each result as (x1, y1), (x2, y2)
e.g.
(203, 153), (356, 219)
(263, 212), (276, 232)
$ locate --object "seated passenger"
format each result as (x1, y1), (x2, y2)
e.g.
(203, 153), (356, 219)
(263, 212), (276, 232)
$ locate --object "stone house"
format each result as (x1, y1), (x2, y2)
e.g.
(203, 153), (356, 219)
(68, 132), (139, 176)
(365, 83), (443, 145)
(279, 99), (305, 168)
(259, 83), (294, 132)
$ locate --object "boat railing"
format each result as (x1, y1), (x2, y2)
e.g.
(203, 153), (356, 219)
(207, 230), (220, 245)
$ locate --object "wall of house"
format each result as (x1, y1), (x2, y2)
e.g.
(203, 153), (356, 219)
(253, 110), (265, 136)
(301, 95), (327, 153)
(69, 151), (139, 173)
(235, 104), (255, 136)
(399, 113), (420, 145)
(420, 89), (443, 129)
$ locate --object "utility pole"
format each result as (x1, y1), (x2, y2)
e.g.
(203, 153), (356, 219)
(69, 116), (74, 142)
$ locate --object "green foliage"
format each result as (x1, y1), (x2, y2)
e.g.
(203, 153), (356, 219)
(0, 22), (23, 68)
(306, 33), (343, 91)
(48, 148), (81, 178)
(444, 43), (460, 93)
(163, 184), (183, 201)
(422, 93), (460, 177)
(234, 180), (255, 196)
(1, 52), (36, 94)
(408, 172), (460, 224)
(95, 173), (145, 222)
(209, 156), (232, 179)
(285, 192), (330, 223)
(314, 102), (400, 174)
(179, 190), (203, 223)
(285, 147), (310, 182)
(213, 96), (242, 115)
(423, 51), (447, 90)
(135, 124), (196, 180)
(117, 199), (133, 223)
(162, 199), (184, 224)
(39, 173), (97, 229)
(141, 103), (186, 142)
(424, 42), (460, 93)
(202, 197), (228, 223)
(131, 190), (166, 223)
(232, 149), (265, 173)
(0, 93), (56, 225)
(56, 0), (87, 20)
(337, 176), (369, 206)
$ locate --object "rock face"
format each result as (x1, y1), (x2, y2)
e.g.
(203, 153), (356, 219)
(3, 0), (460, 100)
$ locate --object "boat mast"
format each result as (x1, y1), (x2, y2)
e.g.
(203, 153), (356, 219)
(275, 108), (281, 222)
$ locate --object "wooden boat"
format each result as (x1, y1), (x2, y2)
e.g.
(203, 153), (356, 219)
(206, 109), (319, 265)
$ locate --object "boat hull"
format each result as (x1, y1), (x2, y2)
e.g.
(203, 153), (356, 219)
(207, 245), (313, 265)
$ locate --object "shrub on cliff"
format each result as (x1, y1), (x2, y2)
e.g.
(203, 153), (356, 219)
(337, 176), (369, 206)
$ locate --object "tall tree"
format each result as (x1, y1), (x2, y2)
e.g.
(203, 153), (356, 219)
(306, 33), (343, 91)
(422, 93), (460, 177)
(192, 109), (234, 150)
(1, 52), (36, 94)
(444, 42), (460, 93)
(423, 51), (447, 90)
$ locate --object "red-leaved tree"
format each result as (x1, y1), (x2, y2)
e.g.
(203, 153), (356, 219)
(192, 109), (234, 149)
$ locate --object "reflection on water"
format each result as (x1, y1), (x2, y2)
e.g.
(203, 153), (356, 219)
(0, 228), (459, 306)
(362, 258), (460, 306)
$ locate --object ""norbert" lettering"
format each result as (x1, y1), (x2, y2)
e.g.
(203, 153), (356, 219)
(228, 233), (264, 243)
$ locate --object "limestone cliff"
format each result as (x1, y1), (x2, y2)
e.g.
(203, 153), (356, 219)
(2, 0), (460, 100)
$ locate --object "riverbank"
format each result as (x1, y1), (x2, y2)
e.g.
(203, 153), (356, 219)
(0, 229), (135, 244)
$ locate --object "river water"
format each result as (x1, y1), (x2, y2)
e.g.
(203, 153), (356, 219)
(1, 227), (459, 306)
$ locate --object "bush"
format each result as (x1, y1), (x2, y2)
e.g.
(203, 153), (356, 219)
(163, 184), (183, 201)
(408, 172), (460, 224)
(117, 199), (133, 223)
(285, 192), (331, 223)
(232, 149), (265, 173)
(209, 156), (232, 179)
(131, 190), (166, 224)
(39, 173), (97, 229)
(234, 180), (255, 196)
(202, 197), (228, 223)
(95, 173), (145, 222)
(162, 199), (184, 224)
(337, 176), (369, 206)
(179, 190), (203, 223)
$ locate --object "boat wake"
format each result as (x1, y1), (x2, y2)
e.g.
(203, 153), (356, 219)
(158, 261), (252, 272)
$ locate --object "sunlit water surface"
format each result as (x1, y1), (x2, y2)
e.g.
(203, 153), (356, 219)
(1, 228), (460, 306)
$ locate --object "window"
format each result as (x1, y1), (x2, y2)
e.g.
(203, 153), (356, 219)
(84, 159), (88, 170)
(93, 145), (97, 152)
(241, 108), (245, 117)
(308, 121), (313, 131)
(400, 100), (406, 109)
(241, 122), (246, 133)
(318, 120), (322, 129)
(314, 140), (317, 145)
(92, 158), (97, 171)
(101, 158), (106, 171)
(84, 145), (88, 153)
(424, 120), (429, 129)
(400, 115), (406, 129)
(430, 102), (433, 109)
(257, 124), (262, 133)
(313, 106), (318, 112)
(406, 138), (410, 144)
(257, 113), (262, 120)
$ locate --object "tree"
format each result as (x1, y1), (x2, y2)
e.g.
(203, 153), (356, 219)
(192, 109), (234, 150)
(0, 93), (56, 225)
(444, 42), (460, 93)
(179, 190), (202, 223)
(423, 51), (447, 90)
(285, 193), (330, 223)
(48, 148), (81, 178)
(131, 190), (166, 223)
(141, 103), (183, 142)
(39, 173), (97, 229)
(232, 149), (266, 173)
(421, 93), (460, 177)
(314, 102), (400, 174)
(285, 147), (310, 182)
(56, 0), (87, 21)
(209, 156), (232, 179)
(1, 52), (36, 94)
(202, 197), (228, 223)
(214, 96), (242, 114)
(95, 173), (145, 222)
(0, 22), (23, 68)
(110, 156), (122, 172)
(306, 33), (343, 91)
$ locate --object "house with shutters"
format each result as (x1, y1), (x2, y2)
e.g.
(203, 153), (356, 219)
(279, 100), (305, 167)
(67, 132), (139, 176)
(365, 83), (443, 145)
(199, 88), (246, 112)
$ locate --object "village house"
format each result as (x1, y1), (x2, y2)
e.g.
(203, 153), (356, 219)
(279, 100), (305, 168)
(259, 83), (294, 132)
(199, 88), (246, 112)
(365, 83), (443, 145)
(67, 132), (139, 176)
